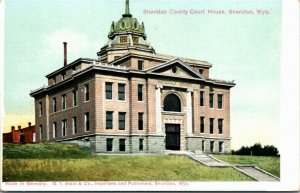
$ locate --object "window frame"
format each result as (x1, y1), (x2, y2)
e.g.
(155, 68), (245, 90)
(105, 82), (113, 100)
(138, 60), (144, 70)
(219, 141), (224, 153)
(210, 141), (214, 152)
(118, 83), (126, 101)
(118, 112), (126, 130)
(84, 112), (90, 132)
(139, 138), (144, 151)
(210, 118), (214, 134)
(200, 117), (205, 133)
(138, 84), (143, 101)
(38, 102), (43, 116)
(73, 90), (78, 106)
(72, 117), (77, 134)
(138, 112), (144, 130)
(218, 94), (223, 109)
(39, 125), (43, 140)
(200, 91), (205, 106)
(62, 119), (67, 137)
(84, 84), (90, 102)
(62, 94), (67, 110)
(53, 97), (57, 113)
(209, 93), (214, 108)
(119, 139), (126, 152)
(53, 122), (57, 138)
(218, 119), (223, 134)
(106, 138), (113, 151)
(106, 111), (113, 129)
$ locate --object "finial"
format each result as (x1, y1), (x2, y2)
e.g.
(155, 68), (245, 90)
(123, 0), (132, 17)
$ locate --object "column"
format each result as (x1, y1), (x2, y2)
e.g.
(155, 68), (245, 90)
(186, 88), (193, 135)
(156, 85), (163, 134)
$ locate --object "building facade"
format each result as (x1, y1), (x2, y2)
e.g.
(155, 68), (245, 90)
(30, 0), (235, 154)
(3, 123), (36, 144)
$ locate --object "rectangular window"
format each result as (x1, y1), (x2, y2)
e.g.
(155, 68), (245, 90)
(72, 117), (77, 134)
(120, 36), (127, 43)
(62, 94), (67, 110)
(106, 111), (113, 129)
(209, 94), (214, 108)
(85, 113), (90, 131)
(138, 113), (144, 130)
(138, 60), (144, 70)
(218, 94), (223, 109)
(210, 141), (214, 152)
(119, 112), (126, 130)
(105, 82), (113, 100)
(73, 90), (78, 106)
(219, 141), (224, 153)
(106, 138), (113, 151)
(139, 139), (144, 151)
(133, 36), (139, 44)
(84, 84), (90, 101)
(200, 91), (205, 106)
(210, 118), (214, 134)
(119, 139), (126, 151)
(53, 122), (57, 138)
(202, 140), (205, 152)
(138, 84), (143, 101)
(218, 119), (223, 134)
(62, 119), (67, 137)
(118, 84), (125, 101)
(38, 102), (43, 116)
(39, 125), (43, 140)
(53, 98), (57, 112)
(200, 117), (205, 133)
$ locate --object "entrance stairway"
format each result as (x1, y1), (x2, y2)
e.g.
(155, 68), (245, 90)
(167, 151), (280, 181)
(188, 154), (229, 167)
(234, 165), (280, 182)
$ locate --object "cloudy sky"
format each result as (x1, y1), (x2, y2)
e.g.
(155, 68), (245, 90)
(3, 0), (281, 150)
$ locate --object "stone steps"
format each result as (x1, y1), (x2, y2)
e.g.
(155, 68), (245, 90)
(234, 166), (279, 181)
(189, 154), (229, 167)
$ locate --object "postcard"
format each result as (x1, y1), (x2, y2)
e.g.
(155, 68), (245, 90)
(0, 0), (299, 191)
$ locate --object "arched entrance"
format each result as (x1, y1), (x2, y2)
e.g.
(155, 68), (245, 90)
(163, 93), (181, 112)
(163, 93), (181, 150)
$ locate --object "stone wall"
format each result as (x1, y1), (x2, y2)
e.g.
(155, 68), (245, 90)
(186, 137), (231, 154)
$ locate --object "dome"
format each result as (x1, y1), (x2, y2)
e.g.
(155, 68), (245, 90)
(108, 0), (146, 39)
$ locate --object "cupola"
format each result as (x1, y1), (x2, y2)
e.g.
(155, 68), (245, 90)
(97, 0), (155, 63)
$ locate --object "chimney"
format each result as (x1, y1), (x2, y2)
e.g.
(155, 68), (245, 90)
(63, 42), (67, 66)
(18, 125), (21, 130)
(28, 122), (32, 127)
(11, 126), (15, 132)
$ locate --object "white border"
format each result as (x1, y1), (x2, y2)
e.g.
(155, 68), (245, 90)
(1, 0), (300, 191)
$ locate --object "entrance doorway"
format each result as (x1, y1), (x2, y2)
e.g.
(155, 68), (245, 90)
(165, 124), (180, 150)
(20, 134), (25, 143)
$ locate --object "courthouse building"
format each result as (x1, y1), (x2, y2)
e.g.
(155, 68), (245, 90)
(30, 0), (235, 154)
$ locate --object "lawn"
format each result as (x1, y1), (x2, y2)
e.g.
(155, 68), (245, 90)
(2, 143), (253, 181)
(213, 154), (280, 177)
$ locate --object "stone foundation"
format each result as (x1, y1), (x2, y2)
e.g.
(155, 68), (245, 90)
(61, 134), (230, 154)
(186, 137), (231, 154)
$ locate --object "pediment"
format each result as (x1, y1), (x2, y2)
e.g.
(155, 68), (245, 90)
(146, 58), (205, 79)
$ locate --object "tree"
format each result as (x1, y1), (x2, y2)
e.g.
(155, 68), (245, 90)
(232, 143), (279, 156)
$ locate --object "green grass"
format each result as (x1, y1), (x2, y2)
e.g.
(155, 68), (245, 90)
(3, 156), (253, 181)
(3, 143), (91, 159)
(213, 155), (280, 177)
(2, 143), (253, 181)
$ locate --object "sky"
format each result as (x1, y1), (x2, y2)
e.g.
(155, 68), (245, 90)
(3, 0), (281, 150)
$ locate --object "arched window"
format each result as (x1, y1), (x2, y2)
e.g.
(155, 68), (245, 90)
(163, 94), (181, 112)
